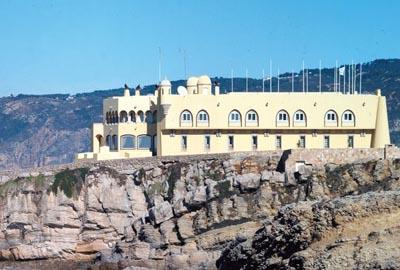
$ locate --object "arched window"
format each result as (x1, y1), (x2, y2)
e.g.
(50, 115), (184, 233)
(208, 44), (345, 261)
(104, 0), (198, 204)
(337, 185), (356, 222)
(325, 110), (338, 126)
(293, 110), (306, 126)
(120, 135), (135, 149)
(229, 110), (241, 126)
(111, 135), (118, 150)
(129, 111), (136, 123)
(245, 110), (258, 126)
(114, 111), (119, 124)
(138, 134), (152, 149)
(95, 134), (103, 152)
(120, 111), (128, 123)
(153, 135), (157, 154)
(180, 110), (193, 126)
(145, 110), (153, 124)
(137, 111), (144, 123)
(106, 135), (111, 147)
(105, 112), (109, 124)
(276, 110), (289, 127)
(197, 110), (209, 126)
(342, 110), (355, 126)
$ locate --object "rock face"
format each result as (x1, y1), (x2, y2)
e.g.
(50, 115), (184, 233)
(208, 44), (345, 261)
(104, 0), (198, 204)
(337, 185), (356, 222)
(1, 155), (400, 269)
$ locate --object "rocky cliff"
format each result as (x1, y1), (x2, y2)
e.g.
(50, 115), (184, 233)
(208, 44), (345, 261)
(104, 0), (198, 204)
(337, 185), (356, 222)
(1, 153), (400, 269)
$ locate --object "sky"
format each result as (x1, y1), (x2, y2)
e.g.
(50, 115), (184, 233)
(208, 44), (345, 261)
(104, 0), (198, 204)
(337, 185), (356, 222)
(0, 0), (399, 96)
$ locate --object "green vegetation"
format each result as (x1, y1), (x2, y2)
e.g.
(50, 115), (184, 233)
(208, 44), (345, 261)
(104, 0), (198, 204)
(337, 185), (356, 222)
(215, 180), (235, 199)
(204, 170), (224, 181)
(147, 181), (165, 197)
(0, 174), (47, 199)
(167, 164), (181, 199)
(48, 168), (89, 199)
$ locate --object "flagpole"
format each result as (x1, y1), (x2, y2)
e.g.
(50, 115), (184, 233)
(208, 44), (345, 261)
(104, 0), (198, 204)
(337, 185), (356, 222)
(348, 65), (350, 94)
(336, 61), (342, 93)
(360, 63), (362, 94)
(306, 68), (308, 92)
(319, 60), (322, 93)
(292, 69), (294, 92)
(344, 65), (346, 94)
(262, 69), (265, 92)
(231, 69), (233, 92)
(334, 61), (336, 92)
(269, 59), (272, 92)
(277, 68), (280, 92)
(302, 60), (305, 93)
(246, 68), (248, 92)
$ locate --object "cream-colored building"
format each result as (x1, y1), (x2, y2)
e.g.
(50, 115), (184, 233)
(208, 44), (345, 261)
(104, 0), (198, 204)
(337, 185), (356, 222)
(76, 75), (390, 161)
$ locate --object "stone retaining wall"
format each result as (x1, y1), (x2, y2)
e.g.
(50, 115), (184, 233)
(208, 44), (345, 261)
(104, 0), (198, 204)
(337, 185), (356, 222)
(1, 146), (400, 184)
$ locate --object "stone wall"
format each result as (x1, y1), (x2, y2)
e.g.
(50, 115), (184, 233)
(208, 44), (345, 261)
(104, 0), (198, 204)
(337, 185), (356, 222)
(2, 146), (400, 185)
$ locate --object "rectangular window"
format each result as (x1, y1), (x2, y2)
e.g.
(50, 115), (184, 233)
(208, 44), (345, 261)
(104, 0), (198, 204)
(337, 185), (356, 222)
(324, 135), (330, 149)
(228, 135), (234, 150)
(181, 135), (187, 150)
(348, 135), (354, 148)
(252, 135), (258, 150)
(276, 135), (282, 149)
(204, 135), (210, 150)
(299, 135), (306, 148)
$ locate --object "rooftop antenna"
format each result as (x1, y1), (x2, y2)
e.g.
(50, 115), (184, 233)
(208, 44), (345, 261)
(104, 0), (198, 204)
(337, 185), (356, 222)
(158, 47), (162, 82)
(302, 60), (305, 93)
(262, 69), (265, 92)
(246, 68), (248, 92)
(319, 60), (322, 93)
(269, 59), (272, 92)
(359, 62), (362, 94)
(291, 69), (294, 92)
(277, 67), (280, 92)
(334, 61), (337, 92)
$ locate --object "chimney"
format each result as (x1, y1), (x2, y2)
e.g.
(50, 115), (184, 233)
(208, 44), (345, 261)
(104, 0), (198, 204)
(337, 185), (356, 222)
(124, 84), (130, 97)
(135, 84), (142, 96)
(214, 81), (220, 95)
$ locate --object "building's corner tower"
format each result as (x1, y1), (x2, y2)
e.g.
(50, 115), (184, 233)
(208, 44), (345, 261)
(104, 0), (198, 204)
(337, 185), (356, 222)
(187, 77), (198, 94)
(123, 84), (130, 97)
(157, 79), (172, 156)
(372, 89), (391, 148)
(197, 75), (212, 95)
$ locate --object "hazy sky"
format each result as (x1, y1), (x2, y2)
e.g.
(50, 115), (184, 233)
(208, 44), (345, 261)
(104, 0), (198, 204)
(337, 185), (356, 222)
(0, 0), (399, 95)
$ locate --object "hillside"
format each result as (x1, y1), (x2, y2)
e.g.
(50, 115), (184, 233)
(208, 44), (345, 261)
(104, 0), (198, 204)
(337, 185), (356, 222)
(1, 59), (400, 169)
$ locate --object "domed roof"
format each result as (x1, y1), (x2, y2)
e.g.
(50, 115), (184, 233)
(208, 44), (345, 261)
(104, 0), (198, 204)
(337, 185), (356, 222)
(186, 76), (198, 87)
(160, 79), (171, 86)
(197, 75), (211, 85)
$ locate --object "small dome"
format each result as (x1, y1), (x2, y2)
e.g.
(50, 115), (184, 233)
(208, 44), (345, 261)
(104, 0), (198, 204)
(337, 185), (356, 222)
(160, 79), (171, 86)
(186, 77), (198, 87)
(197, 75), (211, 85)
